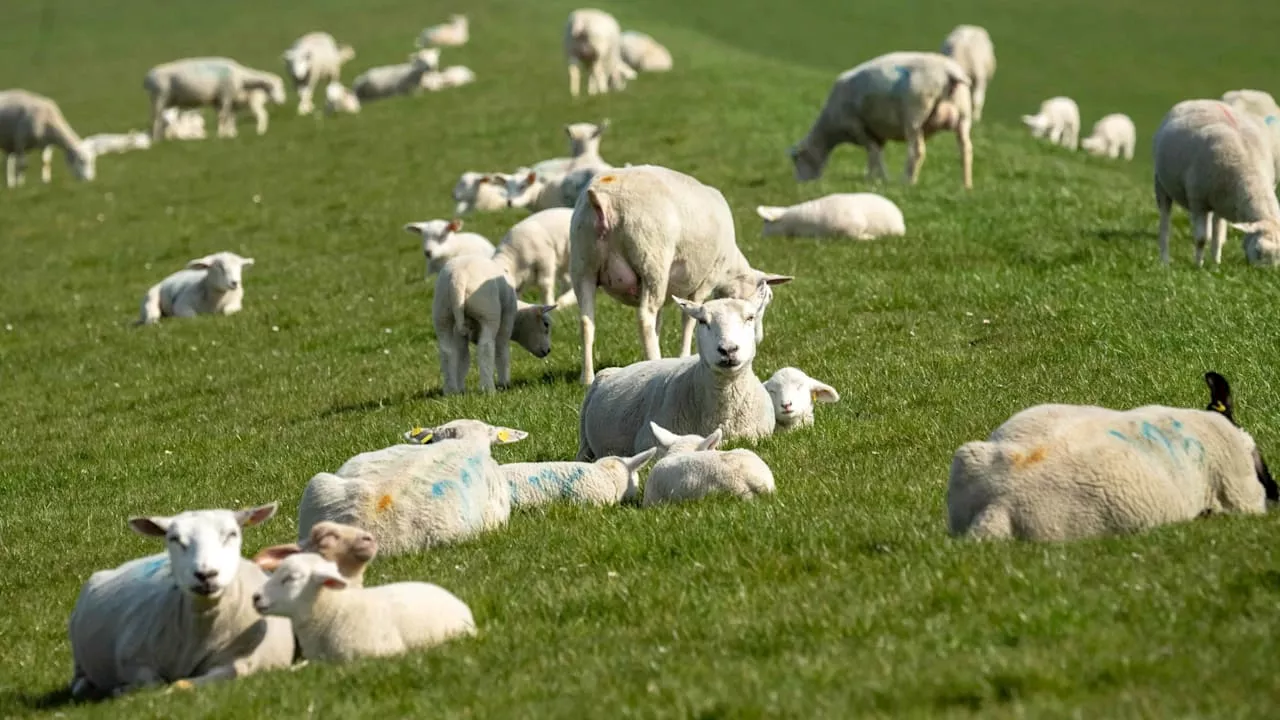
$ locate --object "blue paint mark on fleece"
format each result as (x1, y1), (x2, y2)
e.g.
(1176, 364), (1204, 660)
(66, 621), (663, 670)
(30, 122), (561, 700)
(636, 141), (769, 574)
(135, 555), (169, 580)
(1107, 419), (1205, 468)
(1266, 115), (1277, 126)
(891, 65), (912, 94)
(426, 453), (487, 530)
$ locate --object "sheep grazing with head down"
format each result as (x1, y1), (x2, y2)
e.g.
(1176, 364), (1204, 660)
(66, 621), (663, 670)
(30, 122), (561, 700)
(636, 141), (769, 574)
(756, 193), (905, 240)
(136, 251), (255, 325)
(643, 423), (776, 506)
(947, 372), (1276, 542)
(282, 32), (356, 116)
(620, 30), (672, 73)
(1080, 113), (1136, 161)
(503, 448), (657, 508)
(939, 25), (995, 122)
(763, 367), (840, 432)
(1022, 96), (1080, 150)
(143, 57), (286, 141)
(404, 218), (496, 277)
(254, 521), (377, 587)
(1, 89), (96, 188)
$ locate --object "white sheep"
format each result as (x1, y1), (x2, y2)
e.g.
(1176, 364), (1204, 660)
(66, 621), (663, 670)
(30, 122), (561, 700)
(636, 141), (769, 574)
(577, 291), (775, 460)
(322, 81), (361, 115)
(296, 419), (526, 555)
(352, 49), (440, 102)
(254, 520), (378, 587)
(507, 121), (613, 212)
(232, 87), (277, 136)
(503, 449), (657, 508)
(1080, 113), (1136, 160)
(420, 65), (477, 92)
(433, 254), (556, 394)
(403, 218), (496, 277)
(161, 108), (207, 140)
(756, 193), (905, 240)
(570, 165), (792, 385)
(282, 32), (356, 115)
(0, 89), (95, 188)
(564, 9), (628, 97)
(495, 207), (577, 307)
(1022, 96), (1080, 150)
(791, 51), (973, 189)
(1153, 99), (1280, 267)
(947, 371), (1276, 542)
(762, 367), (840, 431)
(939, 25), (995, 122)
(451, 171), (514, 215)
(417, 14), (470, 48)
(143, 57), (286, 140)
(253, 552), (475, 663)
(67, 503), (294, 699)
(619, 30), (672, 73)
(1221, 89), (1279, 119)
(136, 251), (255, 325)
(81, 130), (151, 156)
(643, 423), (776, 506)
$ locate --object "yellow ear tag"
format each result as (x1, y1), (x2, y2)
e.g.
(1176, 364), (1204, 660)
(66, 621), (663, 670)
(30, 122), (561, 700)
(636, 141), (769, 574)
(1212, 401), (1227, 412)
(410, 426), (423, 436)
(810, 390), (818, 403)
(419, 432), (433, 444)
(497, 430), (510, 442)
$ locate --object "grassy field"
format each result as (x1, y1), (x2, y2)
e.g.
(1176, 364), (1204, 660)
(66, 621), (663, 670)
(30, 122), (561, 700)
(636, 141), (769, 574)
(4, 0), (1280, 716)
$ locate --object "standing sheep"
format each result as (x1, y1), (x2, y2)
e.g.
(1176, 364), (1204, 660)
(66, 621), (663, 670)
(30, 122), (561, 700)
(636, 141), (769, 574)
(143, 58), (286, 141)
(136, 251), (255, 325)
(352, 49), (440, 102)
(564, 9), (627, 97)
(495, 207), (577, 307)
(620, 30), (673, 73)
(417, 15), (470, 48)
(1080, 113), (1136, 161)
(939, 24), (995, 122)
(282, 32), (356, 115)
(790, 51), (974, 189)
(643, 423), (776, 507)
(0, 89), (95, 188)
(404, 218), (496, 277)
(762, 367), (840, 432)
(756, 193), (905, 240)
(503, 449), (657, 508)
(1022, 96), (1080, 150)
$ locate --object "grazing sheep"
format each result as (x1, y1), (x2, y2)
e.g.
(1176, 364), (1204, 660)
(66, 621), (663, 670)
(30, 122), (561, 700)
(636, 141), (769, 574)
(404, 218), (496, 278)
(570, 164), (792, 385)
(947, 372), (1276, 542)
(67, 503), (294, 699)
(420, 65), (477, 92)
(643, 423), (776, 506)
(161, 108), (207, 140)
(231, 87), (277, 136)
(254, 521), (377, 587)
(939, 25), (995, 122)
(577, 292), (775, 460)
(790, 51), (974, 189)
(282, 32), (356, 115)
(495, 207), (577, 307)
(503, 449), (657, 507)
(564, 9), (627, 97)
(322, 81), (361, 115)
(1080, 113), (1136, 161)
(433, 255), (556, 394)
(1221, 89), (1279, 120)
(296, 420), (526, 555)
(620, 30), (672, 73)
(1153, 99), (1280, 267)
(1022, 96), (1080, 150)
(417, 15), (470, 48)
(451, 172), (515, 215)
(81, 130), (150, 156)
(136, 251), (255, 325)
(756, 193), (905, 240)
(762, 367), (840, 431)
(0, 89), (95, 188)
(144, 57), (286, 140)
(352, 49), (440, 102)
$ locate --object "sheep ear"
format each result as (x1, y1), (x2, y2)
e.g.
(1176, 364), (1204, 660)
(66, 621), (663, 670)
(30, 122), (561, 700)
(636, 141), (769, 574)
(1204, 371), (1235, 423)
(536, 304), (557, 316)
(672, 296), (706, 322)
(697, 429), (723, 451)
(595, 119), (610, 136)
(252, 544), (301, 571)
(316, 565), (349, 590)
(649, 422), (678, 449)
(761, 273), (793, 286)
(624, 447), (658, 471)
(490, 426), (528, 444)
(240, 257), (255, 268)
(128, 515), (172, 537)
(563, 124), (573, 137)
(811, 382), (840, 404)
(235, 502), (279, 528)
(446, 218), (463, 233)
(524, 171), (537, 185)
(404, 223), (427, 236)
(1254, 447), (1279, 502)
(756, 206), (786, 222)
(185, 256), (214, 270)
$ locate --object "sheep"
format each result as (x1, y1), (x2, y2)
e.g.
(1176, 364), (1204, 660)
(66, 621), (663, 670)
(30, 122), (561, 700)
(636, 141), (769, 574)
(756, 193), (905, 240)
(67, 503), (294, 699)
(1080, 113), (1136, 161)
(254, 521), (378, 587)
(564, 9), (628, 97)
(577, 292), (775, 460)
(762, 367), (840, 432)
(433, 254), (556, 394)
(232, 87), (277, 136)
(295, 419), (527, 555)
(947, 371), (1277, 542)
(570, 164), (792, 385)
(619, 30), (672, 73)
(495, 207), (577, 307)
(451, 172), (515, 215)
(136, 251), (255, 325)
(643, 423), (775, 506)
(507, 121), (613, 212)
(790, 51), (973, 189)
(1153, 99), (1280, 267)
(161, 108), (207, 140)
(420, 65), (477, 92)
(939, 25), (995, 122)
(417, 14), (470, 48)
(1221, 89), (1279, 119)
(143, 57), (286, 141)
(403, 218), (496, 277)
(1022, 96), (1080, 150)
(0, 89), (95, 188)
(503, 449), (657, 508)
(352, 49), (439, 102)
(282, 32), (356, 115)
(322, 81), (361, 115)
(81, 130), (151, 156)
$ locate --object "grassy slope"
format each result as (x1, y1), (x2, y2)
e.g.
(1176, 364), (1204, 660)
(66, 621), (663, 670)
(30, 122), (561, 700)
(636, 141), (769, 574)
(3, 0), (1280, 716)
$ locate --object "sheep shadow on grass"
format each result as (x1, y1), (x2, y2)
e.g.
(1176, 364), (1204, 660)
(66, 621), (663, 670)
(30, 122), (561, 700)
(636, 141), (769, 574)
(320, 367), (584, 417)
(1093, 228), (1157, 243)
(5, 686), (80, 712)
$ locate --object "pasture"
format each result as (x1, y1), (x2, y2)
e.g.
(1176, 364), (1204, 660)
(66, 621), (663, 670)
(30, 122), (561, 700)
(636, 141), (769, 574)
(3, 0), (1280, 716)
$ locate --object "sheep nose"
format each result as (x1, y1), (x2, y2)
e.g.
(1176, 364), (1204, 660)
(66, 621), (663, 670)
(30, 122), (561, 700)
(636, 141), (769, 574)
(227, 280), (239, 290)
(252, 592), (262, 604)
(781, 402), (793, 411)
(717, 343), (739, 357)
(194, 568), (219, 582)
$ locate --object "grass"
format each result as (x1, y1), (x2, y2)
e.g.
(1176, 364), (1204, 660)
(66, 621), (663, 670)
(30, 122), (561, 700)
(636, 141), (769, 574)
(3, 0), (1280, 716)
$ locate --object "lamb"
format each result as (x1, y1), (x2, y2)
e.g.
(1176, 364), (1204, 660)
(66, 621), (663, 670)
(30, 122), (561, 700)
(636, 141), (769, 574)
(1221, 89), (1279, 120)
(756, 193), (905, 240)
(1080, 113), (1136, 160)
(577, 292), (776, 460)
(404, 218), (496, 277)
(136, 251), (255, 325)
(508, 121), (613, 212)
(939, 25), (995, 122)
(433, 254), (556, 394)
(1022, 96), (1080, 150)
(161, 108), (207, 140)
(81, 130), (151, 156)
(762, 367), (840, 431)
(322, 82), (361, 115)
(254, 521), (378, 587)
(0, 89), (95, 188)
(451, 172), (514, 215)
(947, 371), (1277, 542)
(232, 87), (277, 136)
(282, 32), (356, 115)
(351, 49), (440, 102)
(420, 65), (477, 92)
(643, 423), (775, 507)
(570, 165), (792, 385)
(564, 9), (628, 97)
(67, 503), (294, 699)
(1153, 99), (1280, 267)
(503, 449), (657, 508)
(619, 30), (672, 73)
(495, 207), (577, 307)
(143, 57), (287, 140)
(417, 14), (470, 48)
(295, 419), (527, 555)
(790, 51), (973, 189)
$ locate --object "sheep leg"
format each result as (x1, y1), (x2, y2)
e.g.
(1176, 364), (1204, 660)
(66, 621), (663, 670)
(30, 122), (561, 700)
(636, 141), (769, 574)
(539, 274), (557, 307)
(972, 80), (986, 122)
(4, 153), (15, 188)
(865, 144), (887, 181)
(255, 106), (269, 136)
(439, 333), (464, 394)
(577, 277), (597, 385)
(636, 283), (668, 361)
(679, 313), (697, 358)
(1155, 185), (1174, 265)
(297, 82), (315, 116)
(590, 61), (608, 95)
(476, 324), (499, 393)
(1066, 122), (1079, 151)
(216, 95), (236, 138)
(12, 152), (27, 186)
(1212, 216), (1228, 266)
(1191, 210), (1210, 268)
(41, 146), (53, 183)
(568, 62), (581, 97)
(495, 335), (512, 389)
(1048, 125), (1063, 146)
(150, 95), (167, 141)
(905, 129), (926, 185)
(957, 118), (974, 190)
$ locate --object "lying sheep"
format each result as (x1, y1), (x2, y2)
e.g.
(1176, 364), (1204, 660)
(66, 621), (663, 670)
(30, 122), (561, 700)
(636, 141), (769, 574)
(495, 207), (577, 307)
(232, 87), (276, 136)
(421, 65), (477, 92)
(763, 367), (840, 432)
(352, 49), (439, 102)
(570, 165), (792, 385)
(253, 552), (475, 663)
(508, 121), (613, 212)
(577, 291), (775, 460)
(620, 30), (672, 73)
(504, 449), (657, 507)
(417, 14), (470, 48)
(323, 81), (361, 115)
(939, 25), (995, 122)
(643, 423), (775, 507)
(434, 255), (556, 394)
(756, 193), (905, 240)
(254, 521), (377, 587)
(790, 51), (974, 189)
(947, 371), (1276, 542)
(1, 89), (95, 188)
(1221, 89), (1279, 120)
(404, 218), (496, 277)
(82, 130), (150, 156)
(67, 503), (293, 699)
(282, 32), (356, 116)
(1022, 96), (1080, 150)
(144, 57), (286, 140)
(296, 420), (526, 555)
(161, 108), (206, 140)
(1153, 99), (1280, 267)
(1080, 113), (1136, 161)
(564, 8), (627, 97)
(136, 251), (255, 325)
(451, 172), (514, 215)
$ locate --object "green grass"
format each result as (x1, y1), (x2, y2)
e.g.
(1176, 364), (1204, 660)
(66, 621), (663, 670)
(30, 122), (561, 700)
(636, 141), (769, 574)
(4, 0), (1280, 717)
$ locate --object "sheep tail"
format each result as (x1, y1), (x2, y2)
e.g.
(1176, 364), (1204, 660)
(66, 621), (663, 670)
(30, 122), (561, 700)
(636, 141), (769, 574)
(446, 272), (470, 337)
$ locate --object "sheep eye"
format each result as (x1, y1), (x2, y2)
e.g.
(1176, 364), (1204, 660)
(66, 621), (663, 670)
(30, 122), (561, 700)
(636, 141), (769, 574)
(745, 315), (757, 323)
(223, 530), (238, 544)
(167, 535), (186, 548)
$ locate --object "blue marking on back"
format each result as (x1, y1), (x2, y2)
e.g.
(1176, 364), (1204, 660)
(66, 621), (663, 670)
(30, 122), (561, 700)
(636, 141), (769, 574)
(137, 555), (169, 580)
(1266, 115), (1277, 126)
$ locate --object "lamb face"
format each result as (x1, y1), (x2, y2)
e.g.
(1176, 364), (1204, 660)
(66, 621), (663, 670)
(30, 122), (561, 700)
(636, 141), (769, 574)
(188, 252), (254, 292)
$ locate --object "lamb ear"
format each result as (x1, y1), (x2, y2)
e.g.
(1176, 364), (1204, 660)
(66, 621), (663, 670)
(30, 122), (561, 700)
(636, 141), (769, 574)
(1204, 371), (1235, 423)
(1021, 115), (1036, 126)
(760, 273), (793, 286)
(624, 447), (658, 471)
(595, 118), (610, 135)
(446, 218), (463, 233)
(235, 502), (279, 528)
(489, 426), (528, 444)
(672, 296), (706, 322)
(316, 565), (349, 590)
(253, 544), (302, 571)
(811, 381), (840, 404)
(129, 516), (172, 537)
(697, 429), (723, 451)
(185, 256), (214, 270)
(404, 223), (427, 236)
(524, 171), (537, 185)
(536, 304), (557, 316)
(240, 257), (255, 268)
(649, 422), (679, 449)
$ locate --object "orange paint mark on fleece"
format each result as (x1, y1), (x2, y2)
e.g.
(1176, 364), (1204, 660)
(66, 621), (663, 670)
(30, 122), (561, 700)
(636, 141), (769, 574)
(376, 494), (393, 513)
(1010, 446), (1048, 469)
